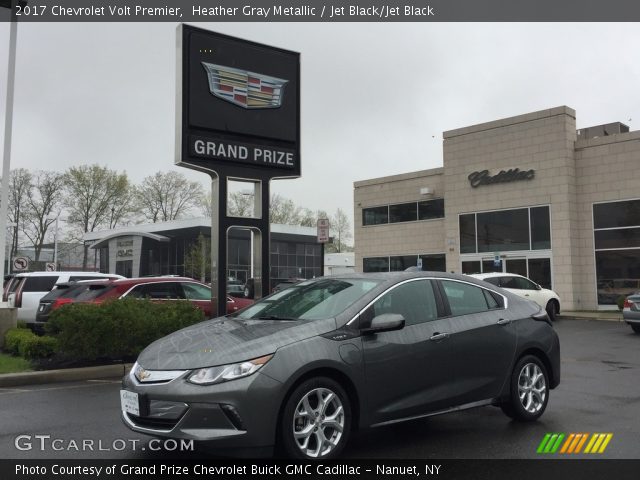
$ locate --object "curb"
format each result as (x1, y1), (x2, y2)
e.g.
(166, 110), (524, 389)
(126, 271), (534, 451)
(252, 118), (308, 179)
(557, 315), (623, 322)
(0, 363), (134, 388)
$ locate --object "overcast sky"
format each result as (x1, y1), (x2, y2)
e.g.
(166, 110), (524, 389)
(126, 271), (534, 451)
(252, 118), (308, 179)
(1, 22), (639, 232)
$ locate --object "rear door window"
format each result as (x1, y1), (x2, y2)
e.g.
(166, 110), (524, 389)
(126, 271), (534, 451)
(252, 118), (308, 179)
(127, 282), (184, 300)
(181, 283), (211, 300)
(440, 280), (493, 316)
(23, 276), (59, 292)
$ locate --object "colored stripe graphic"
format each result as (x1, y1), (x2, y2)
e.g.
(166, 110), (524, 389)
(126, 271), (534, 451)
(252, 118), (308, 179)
(539, 433), (613, 454)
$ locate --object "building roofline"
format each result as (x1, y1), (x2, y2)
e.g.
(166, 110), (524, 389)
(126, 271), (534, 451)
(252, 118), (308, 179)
(354, 167), (443, 188)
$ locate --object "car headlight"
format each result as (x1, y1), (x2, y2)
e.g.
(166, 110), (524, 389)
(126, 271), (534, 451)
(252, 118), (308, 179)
(187, 354), (273, 385)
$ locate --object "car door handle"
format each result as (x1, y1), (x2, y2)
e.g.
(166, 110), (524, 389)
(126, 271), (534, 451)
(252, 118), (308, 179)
(497, 318), (512, 325)
(524, 294), (530, 296)
(429, 332), (450, 341)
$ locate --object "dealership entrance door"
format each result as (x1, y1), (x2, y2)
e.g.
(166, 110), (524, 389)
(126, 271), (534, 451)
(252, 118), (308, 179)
(461, 253), (553, 290)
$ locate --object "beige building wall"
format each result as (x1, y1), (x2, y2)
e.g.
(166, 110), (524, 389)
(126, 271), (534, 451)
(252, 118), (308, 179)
(443, 106), (581, 310)
(574, 130), (640, 309)
(353, 105), (640, 310)
(354, 169), (445, 271)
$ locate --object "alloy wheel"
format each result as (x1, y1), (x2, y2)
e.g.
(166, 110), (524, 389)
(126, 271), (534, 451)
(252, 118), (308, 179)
(292, 387), (345, 458)
(518, 363), (547, 413)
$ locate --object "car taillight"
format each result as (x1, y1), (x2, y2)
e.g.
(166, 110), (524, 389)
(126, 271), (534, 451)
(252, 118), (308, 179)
(623, 298), (635, 309)
(15, 283), (24, 308)
(51, 298), (73, 310)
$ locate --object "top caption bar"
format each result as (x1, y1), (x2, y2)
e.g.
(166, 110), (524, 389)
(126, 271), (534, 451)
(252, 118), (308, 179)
(2, 0), (640, 22)
(0, 0), (640, 22)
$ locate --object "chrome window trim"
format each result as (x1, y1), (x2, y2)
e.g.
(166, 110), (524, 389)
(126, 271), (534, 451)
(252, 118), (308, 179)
(346, 277), (508, 326)
(130, 363), (188, 385)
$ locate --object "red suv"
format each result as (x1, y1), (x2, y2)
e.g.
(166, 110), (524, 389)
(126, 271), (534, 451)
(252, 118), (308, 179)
(62, 277), (252, 317)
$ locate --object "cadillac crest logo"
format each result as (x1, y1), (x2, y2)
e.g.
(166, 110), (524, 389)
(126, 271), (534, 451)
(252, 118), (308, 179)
(202, 62), (288, 109)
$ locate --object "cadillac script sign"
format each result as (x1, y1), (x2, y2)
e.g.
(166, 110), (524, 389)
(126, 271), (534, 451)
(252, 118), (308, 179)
(468, 168), (535, 188)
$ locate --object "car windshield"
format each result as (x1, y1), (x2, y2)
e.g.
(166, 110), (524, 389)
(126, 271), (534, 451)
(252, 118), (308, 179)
(233, 278), (381, 321)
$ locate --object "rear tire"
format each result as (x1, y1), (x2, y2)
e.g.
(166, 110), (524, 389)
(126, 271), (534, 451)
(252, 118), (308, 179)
(631, 324), (640, 334)
(545, 300), (558, 322)
(280, 377), (351, 459)
(502, 355), (549, 422)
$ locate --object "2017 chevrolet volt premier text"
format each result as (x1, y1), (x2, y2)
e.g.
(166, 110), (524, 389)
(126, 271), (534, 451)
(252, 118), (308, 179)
(121, 272), (560, 459)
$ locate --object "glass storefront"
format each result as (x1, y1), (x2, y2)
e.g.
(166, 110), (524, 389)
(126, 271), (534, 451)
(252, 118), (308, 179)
(459, 206), (551, 253)
(593, 199), (640, 305)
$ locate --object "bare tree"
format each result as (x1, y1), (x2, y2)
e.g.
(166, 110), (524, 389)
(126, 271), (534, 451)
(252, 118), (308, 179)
(199, 192), (213, 218)
(22, 171), (65, 261)
(136, 171), (204, 223)
(63, 165), (131, 268)
(228, 191), (254, 217)
(299, 208), (329, 227)
(7, 169), (33, 261)
(269, 193), (302, 225)
(329, 208), (353, 253)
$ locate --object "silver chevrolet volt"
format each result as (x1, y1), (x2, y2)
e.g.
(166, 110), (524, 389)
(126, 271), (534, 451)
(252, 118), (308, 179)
(121, 272), (560, 459)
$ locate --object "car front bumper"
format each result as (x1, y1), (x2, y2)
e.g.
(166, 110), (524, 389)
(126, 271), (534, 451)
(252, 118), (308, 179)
(120, 368), (283, 449)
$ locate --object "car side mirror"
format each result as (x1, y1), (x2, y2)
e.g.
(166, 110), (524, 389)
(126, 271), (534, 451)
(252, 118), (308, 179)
(362, 313), (405, 335)
(535, 284), (542, 290)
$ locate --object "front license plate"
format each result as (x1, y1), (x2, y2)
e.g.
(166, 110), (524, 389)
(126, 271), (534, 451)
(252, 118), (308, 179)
(120, 390), (140, 416)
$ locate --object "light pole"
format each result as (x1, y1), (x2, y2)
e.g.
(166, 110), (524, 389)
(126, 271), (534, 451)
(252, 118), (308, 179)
(0, 1), (22, 284)
(53, 217), (59, 269)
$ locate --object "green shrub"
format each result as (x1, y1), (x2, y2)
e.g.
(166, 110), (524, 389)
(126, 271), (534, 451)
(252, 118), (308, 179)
(18, 335), (58, 359)
(3, 328), (58, 358)
(16, 320), (28, 329)
(617, 295), (627, 311)
(4, 328), (34, 355)
(47, 298), (204, 361)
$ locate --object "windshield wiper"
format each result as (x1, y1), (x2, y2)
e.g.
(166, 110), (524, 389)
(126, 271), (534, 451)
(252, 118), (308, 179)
(257, 315), (298, 321)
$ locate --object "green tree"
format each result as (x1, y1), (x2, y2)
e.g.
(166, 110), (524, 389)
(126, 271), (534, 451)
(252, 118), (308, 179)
(136, 171), (204, 223)
(183, 233), (210, 282)
(63, 165), (131, 269)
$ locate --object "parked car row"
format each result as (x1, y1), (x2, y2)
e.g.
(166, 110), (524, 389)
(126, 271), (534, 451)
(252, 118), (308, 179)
(2, 272), (254, 331)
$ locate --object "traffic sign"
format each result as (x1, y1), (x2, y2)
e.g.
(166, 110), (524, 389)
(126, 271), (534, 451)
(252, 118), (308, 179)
(12, 256), (28, 271)
(317, 218), (330, 243)
(45, 262), (56, 272)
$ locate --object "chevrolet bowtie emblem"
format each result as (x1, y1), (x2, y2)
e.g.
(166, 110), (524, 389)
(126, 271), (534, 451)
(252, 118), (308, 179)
(202, 62), (288, 109)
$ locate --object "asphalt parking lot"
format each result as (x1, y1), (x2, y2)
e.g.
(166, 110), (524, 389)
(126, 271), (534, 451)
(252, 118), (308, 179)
(0, 318), (637, 459)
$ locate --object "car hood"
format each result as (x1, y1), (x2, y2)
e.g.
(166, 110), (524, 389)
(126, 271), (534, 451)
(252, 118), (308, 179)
(136, 316), (337, 370)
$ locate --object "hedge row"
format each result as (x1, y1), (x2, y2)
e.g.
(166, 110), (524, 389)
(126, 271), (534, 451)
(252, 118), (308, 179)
(4, 328), (58, 359)
(46, 298), (205, 360)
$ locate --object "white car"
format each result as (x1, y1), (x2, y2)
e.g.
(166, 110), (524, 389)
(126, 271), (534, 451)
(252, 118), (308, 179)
(5, 271), (123, 327)
(468, 273), (561, 321)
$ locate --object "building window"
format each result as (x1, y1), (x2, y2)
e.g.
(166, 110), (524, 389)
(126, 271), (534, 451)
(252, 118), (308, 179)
(593, 199), (640, 305)
(389, 203), (418, 223)
(418, 198), (445, 220)
(362, 199), (444, 226)
(364, 254), (445, 272)
(363, 257), (390, 272)
(362, 206), (389, 226)
(459, 206), (551, 254)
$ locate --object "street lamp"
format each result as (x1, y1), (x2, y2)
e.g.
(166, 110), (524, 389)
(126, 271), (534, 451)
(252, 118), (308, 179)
(0, 0), (26, 283)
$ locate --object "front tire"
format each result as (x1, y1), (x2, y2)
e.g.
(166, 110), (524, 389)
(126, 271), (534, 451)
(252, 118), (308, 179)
(501, 355), (549, 422)
(280, 377), (351, 459)
(545, 300), (558, 322)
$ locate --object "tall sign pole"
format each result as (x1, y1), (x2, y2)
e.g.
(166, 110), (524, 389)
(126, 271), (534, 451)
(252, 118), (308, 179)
(176, 25), (300, 316)
(0, 1), (20, 285)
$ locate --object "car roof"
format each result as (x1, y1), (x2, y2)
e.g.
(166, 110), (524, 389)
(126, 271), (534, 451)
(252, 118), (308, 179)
(467, 272), (524, 279)
(110, 276), (205, 286)
(14, 271), (122, 278)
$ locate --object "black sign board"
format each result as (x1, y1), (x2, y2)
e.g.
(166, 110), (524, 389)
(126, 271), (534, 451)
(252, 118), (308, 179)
(176, 24), (300, 178)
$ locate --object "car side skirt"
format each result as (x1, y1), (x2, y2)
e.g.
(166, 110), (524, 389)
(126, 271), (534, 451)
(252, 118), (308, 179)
(369, 399), (495, 428)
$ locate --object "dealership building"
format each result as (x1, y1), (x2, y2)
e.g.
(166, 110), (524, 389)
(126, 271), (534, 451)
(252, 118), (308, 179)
(84, 218), (323, 286)
(354, 106), (640, 310)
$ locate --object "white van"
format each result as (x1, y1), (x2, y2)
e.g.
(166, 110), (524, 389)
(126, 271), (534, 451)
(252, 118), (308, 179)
(6, 271), (123, 327)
